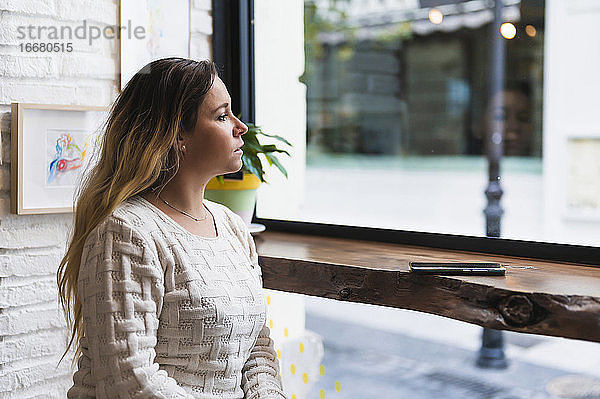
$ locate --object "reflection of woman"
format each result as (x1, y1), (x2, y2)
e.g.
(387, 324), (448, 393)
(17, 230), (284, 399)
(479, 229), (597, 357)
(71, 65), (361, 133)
(471, 83), (533, 156)
(58, 58), (287, 398)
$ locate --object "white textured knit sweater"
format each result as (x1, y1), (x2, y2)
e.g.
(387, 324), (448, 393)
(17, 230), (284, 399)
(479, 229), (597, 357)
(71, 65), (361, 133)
(67, 195), (288, 399)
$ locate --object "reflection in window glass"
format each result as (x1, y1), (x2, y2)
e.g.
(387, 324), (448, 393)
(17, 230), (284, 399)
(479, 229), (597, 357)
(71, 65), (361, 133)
(254, 0), (599, 246)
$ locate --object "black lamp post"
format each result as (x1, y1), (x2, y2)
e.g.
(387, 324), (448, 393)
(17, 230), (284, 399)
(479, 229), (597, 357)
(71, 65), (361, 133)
(477, 0), (508, 369)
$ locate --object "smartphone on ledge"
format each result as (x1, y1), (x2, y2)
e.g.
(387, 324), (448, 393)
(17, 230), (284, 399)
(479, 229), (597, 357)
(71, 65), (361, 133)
(409, 262), (506, 276)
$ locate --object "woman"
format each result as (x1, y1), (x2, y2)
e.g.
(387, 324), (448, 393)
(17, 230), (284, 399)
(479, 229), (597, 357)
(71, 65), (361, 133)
(57, 58), (287, 399)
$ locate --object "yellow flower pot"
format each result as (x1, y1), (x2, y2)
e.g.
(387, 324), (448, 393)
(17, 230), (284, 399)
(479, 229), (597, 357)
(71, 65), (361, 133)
(205, 172), (261, 225)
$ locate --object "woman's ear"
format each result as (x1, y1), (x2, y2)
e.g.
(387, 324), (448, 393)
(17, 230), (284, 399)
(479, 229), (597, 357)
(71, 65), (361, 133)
(176, 133), (187, 154)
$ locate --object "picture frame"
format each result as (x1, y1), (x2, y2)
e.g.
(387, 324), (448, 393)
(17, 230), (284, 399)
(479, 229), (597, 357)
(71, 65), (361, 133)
(10, 103), (109, 215)
(563, 135), (600, 221)
(119, 0), (191, 91)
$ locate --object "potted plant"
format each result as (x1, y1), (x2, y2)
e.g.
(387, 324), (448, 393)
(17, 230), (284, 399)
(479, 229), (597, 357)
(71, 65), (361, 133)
(205, 120), (292, 226)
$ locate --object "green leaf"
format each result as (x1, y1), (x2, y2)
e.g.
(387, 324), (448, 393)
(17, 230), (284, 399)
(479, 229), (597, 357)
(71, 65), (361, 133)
(262, 148), (291, 157)
(260, 144), (278, 152)
(264, 153), (288, 178)
(236, 118), (293, 184)
(242, 154), (265, 183)
(244, 132), (262, 143)
(255, 132), (293, 147)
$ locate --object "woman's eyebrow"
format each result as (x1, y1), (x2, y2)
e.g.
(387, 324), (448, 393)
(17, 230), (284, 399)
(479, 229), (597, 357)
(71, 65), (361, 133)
(212, 103), (228, 114)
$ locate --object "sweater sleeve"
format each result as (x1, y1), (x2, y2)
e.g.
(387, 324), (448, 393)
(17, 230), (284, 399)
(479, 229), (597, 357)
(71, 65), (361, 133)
(228, 213), (287, 399)
(73, 215), (194, 399)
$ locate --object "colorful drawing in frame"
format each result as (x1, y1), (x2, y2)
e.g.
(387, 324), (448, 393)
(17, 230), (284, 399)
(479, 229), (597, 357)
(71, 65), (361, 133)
(11, 103), (108, 215)
(46, 129), (90, 187)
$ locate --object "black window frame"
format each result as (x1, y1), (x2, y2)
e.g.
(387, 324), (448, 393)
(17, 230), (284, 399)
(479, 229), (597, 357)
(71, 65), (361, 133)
(212, 0), (600, 266)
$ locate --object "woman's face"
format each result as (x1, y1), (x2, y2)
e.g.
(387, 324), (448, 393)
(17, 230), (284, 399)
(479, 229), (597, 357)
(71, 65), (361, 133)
(487, 90), (533, 156)
(181, 76), (248, 177)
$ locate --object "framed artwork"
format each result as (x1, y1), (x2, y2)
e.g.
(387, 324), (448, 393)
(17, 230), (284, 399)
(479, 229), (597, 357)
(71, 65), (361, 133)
(120, 0), (191, 90)
(565, 136), (600, 220)
(10, 103), (108, 214)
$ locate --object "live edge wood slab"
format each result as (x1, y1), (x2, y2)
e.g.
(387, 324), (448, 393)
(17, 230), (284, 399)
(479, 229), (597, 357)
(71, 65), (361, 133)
(253, 231), (600, 343)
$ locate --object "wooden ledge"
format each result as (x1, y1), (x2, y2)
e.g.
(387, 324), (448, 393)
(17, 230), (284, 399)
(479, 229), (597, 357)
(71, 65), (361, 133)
(254, 231), (600, 343)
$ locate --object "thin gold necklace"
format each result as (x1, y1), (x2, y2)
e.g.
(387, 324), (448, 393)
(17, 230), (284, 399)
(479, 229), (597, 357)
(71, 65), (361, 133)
(156, 194), (208, 222)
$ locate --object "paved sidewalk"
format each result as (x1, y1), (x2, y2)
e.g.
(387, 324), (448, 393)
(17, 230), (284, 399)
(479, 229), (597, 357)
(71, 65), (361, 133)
(302, 295), (600, 399)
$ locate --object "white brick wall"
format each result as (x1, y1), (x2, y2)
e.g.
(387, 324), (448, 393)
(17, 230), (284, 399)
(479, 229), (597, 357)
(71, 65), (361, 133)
(0, 1), (212, 397)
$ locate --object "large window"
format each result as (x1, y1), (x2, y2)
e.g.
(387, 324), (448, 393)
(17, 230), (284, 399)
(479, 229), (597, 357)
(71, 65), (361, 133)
(239, 2), (600, 398)
(252, 0), (600, 249)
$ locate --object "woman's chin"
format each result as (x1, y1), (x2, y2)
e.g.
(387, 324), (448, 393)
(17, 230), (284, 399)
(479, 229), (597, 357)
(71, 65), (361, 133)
(227, 162), (244, 175)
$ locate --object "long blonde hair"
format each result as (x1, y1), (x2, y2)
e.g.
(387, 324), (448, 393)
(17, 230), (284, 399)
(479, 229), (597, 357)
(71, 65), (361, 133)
(57, 58), (218, 365)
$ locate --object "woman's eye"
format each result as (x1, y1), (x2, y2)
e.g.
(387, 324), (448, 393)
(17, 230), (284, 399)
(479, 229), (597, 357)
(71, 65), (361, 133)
(217, 114), (228, 121)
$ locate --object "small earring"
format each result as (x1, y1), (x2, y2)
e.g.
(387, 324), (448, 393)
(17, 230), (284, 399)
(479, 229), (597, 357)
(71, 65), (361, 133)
(181, 145), (186, 151)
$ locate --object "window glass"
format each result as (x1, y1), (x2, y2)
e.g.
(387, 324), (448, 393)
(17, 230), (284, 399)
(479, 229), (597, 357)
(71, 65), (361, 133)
(253, 0), (599, 247)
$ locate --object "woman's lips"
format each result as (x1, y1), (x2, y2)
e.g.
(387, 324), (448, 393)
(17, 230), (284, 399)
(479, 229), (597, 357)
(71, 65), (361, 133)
(234, 148), (243, 154)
